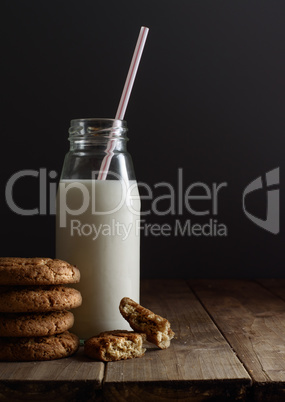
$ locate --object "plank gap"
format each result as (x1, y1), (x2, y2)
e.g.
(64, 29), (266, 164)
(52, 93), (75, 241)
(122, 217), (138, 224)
(255, 279), (285, 303)
(189, 279), (285, 392)
(187, 280), (254, 383)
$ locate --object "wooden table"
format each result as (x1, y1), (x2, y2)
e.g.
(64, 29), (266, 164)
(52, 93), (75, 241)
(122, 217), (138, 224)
(1, 279), (285, 401)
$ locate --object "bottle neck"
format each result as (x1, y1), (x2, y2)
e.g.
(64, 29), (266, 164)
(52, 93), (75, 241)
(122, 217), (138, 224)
(68, 118), (128, 151)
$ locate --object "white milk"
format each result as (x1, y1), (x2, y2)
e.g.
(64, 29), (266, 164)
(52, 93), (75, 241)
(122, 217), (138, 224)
(56, 179), (140, 339)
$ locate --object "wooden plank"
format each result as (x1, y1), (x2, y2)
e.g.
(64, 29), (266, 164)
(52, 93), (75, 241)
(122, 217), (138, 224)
(256, 279), (285, 302)
(189, 279), (285, 401)
(103, 279), (251, 401)
(0, 347), (104, 401)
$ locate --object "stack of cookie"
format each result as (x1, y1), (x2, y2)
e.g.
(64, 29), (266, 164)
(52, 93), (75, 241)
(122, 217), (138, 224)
(0, 257), (82, 361)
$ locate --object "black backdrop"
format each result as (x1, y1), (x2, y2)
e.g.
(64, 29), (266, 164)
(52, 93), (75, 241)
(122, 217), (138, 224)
(1, 0), (285, 278)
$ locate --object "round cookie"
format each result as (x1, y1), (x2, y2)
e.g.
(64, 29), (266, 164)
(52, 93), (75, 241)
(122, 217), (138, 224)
(0, 257), (80, 286)
(0, 310), (74, 337)
(0, 331), (79, 361)
(0, 285), (82, 313)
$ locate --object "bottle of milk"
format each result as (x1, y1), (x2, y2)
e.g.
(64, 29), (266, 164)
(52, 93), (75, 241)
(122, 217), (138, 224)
(56, 118), (140, 340)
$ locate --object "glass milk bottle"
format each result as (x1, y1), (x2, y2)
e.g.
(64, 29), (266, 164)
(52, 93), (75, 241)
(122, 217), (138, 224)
(56, 118), (140, 340)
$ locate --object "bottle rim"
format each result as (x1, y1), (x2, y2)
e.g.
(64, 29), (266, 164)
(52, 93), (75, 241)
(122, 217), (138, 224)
(68, 118), (128, 142)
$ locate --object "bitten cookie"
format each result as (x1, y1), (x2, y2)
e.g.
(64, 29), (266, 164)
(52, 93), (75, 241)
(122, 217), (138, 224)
(0, 310), (74, 337)
(84, 330), (147, 362)
(0, 257), (80, 285)
(119, 297), (175, 349)
(0, 331), (79, 361)
(0, 286), (82, 313)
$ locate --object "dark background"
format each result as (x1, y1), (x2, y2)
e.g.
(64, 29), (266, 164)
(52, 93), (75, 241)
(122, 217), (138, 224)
(1, 0), (284, 278)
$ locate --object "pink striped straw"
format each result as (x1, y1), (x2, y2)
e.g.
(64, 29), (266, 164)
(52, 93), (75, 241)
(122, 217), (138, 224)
(97, 26), (149, 180)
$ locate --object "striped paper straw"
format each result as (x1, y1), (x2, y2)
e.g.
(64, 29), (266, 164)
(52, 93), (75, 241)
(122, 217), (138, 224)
(97, 26), (149, 180)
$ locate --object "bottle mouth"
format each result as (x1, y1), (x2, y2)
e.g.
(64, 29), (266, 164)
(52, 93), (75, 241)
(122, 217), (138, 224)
(69, 118), (128, 139)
